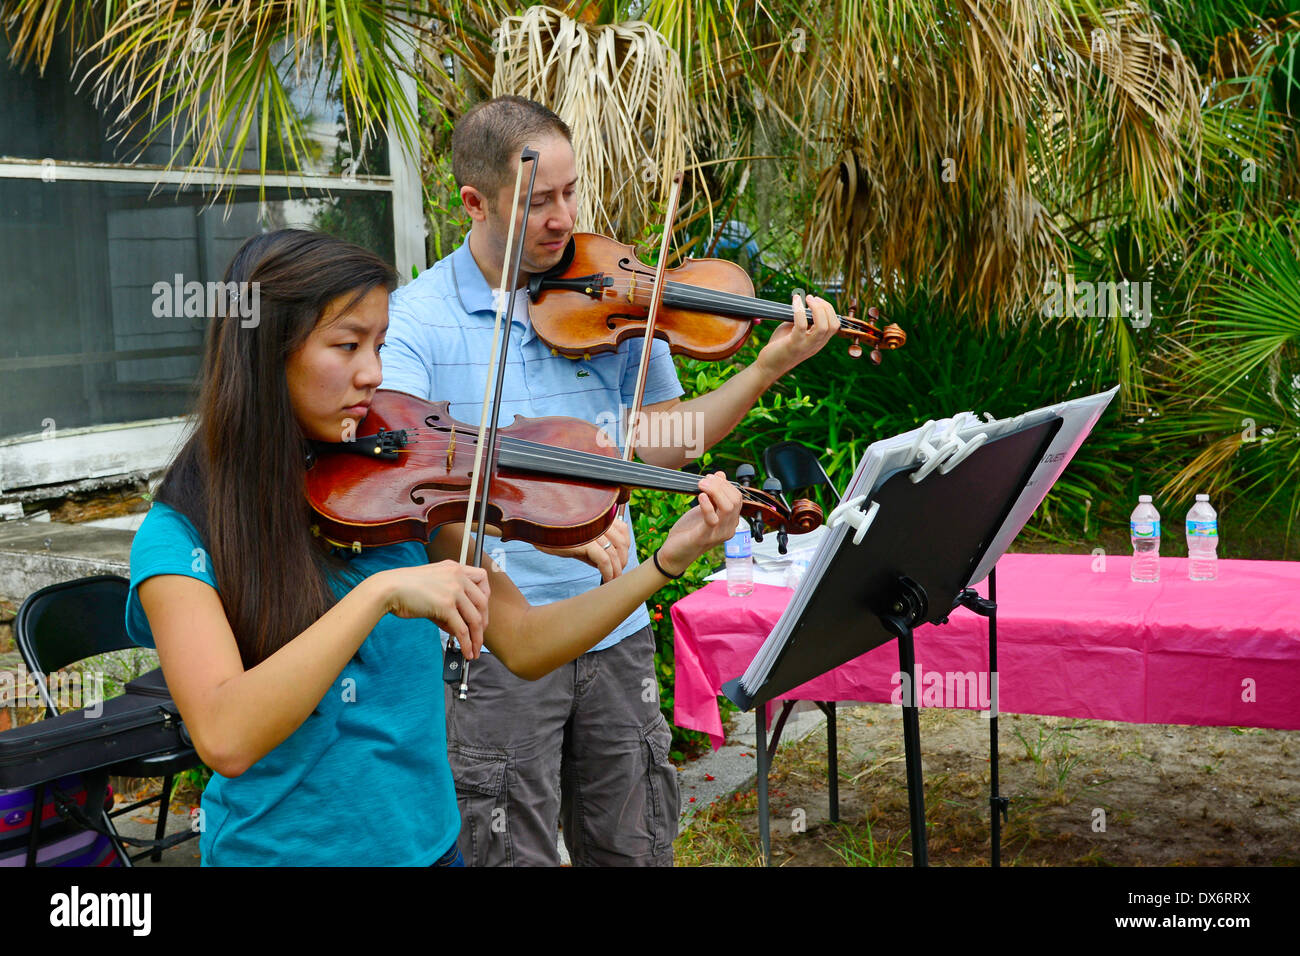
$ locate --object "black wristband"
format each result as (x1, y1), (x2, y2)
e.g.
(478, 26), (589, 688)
(652, 547), (686, 580)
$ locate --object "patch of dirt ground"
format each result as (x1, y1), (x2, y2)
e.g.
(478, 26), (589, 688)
(677, 704), (1300, 866)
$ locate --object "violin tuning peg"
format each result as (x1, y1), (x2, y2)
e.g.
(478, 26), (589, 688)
(867, 306), (880, 319)
(777, 528), (789, 555)
(736, 463), (756, 487)
(848, 342), (863, 359)
(762, 476), (783, 495)
(870, 348), (883, 365)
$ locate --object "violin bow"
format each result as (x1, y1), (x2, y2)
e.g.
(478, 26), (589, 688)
(619, 170), (685, 510)
(446, 146), (539, 700)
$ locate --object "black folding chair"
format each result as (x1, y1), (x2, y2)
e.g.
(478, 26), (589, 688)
(762, 440), (841, 507)
(14, 574), (201, 865)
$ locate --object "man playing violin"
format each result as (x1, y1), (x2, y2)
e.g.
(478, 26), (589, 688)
(382, 95), (840, 866)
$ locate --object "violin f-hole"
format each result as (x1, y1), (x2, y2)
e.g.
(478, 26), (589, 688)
(410, 475), (471, 503)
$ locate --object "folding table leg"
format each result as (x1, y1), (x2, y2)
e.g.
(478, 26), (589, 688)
(756, 703), (770, 866)
(826, 701), (838, 823)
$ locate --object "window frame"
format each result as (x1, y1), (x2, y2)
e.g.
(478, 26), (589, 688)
(0, 60), (425, 493)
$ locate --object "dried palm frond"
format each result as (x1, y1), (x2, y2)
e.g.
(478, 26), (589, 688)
(1208, 11), (1300, 84)
(1, 0), (109, 74)
(492, 5), (689, 238)
(644, 0), (1206, 323)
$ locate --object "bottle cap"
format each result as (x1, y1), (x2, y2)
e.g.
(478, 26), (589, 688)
(1195, 494), (1209, 501)
(1138, 494), (1152, 502)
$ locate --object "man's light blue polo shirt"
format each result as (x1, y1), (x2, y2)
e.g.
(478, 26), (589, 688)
(383, 239), (684, 652)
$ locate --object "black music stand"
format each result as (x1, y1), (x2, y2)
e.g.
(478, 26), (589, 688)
(723, 416), (1063, 867)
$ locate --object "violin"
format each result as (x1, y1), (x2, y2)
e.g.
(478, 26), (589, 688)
(304, 389), (822, 553)
(526, 233), (907, 363)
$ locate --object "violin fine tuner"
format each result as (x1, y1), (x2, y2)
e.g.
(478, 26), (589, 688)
(442, 644), (463, 686)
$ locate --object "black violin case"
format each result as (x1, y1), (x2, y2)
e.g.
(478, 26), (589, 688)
(0, 668), (190, 790)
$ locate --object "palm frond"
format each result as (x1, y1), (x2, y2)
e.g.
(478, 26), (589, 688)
(493, 5), (689, 238)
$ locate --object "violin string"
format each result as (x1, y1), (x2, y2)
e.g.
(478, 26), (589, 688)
(604, 281), (874, 334)
(369, 424), (779, 503)
(392, 427), (718, 494)
(578, 277), (879, 335)
(508, 442), (702, 493)
(388, 439), (769, 505)
(498, 446), (707, 494)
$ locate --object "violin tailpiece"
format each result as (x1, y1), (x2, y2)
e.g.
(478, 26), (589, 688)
(313, 429), (410, 461)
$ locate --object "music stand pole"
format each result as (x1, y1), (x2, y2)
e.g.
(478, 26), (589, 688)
(880, 575), (930, 867)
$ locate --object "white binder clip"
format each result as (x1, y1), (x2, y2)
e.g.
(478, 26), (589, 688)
(939, 431), (989, 474)
(828, 495), (880, 545)
(906, 421), (945, 483)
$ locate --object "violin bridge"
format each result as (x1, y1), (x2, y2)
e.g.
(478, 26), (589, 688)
(626, 277), (636, 304)
(446, 427), (456, 471)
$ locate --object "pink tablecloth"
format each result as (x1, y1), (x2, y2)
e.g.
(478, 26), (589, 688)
(671, 553), (1300, 749)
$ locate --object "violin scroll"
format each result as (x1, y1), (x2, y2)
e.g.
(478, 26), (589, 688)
(844, 303), (906, 363)
(787, 498), (824, 534)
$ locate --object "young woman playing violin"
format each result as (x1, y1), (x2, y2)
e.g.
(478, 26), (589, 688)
(125, 229), (741, 866)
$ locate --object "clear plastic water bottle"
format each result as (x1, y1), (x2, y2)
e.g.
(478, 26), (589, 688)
(1130, 495), (1161, 583)
(725, 518), (754, 597)
(1186, 494), (1219, 581)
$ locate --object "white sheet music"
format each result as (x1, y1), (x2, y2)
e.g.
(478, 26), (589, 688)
(738, 387), (1118, 695)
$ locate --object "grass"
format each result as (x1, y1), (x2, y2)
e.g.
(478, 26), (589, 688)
(825, 818), (909, 866)
(1011, 722), (1090, 800)
(674, 790), (765, 867)
(675, 706), (1300, 866)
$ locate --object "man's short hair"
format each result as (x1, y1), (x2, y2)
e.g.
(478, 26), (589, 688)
(452, 96), (572, 203)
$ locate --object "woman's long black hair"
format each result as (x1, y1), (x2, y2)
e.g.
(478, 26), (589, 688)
(156, 229), (396, 668)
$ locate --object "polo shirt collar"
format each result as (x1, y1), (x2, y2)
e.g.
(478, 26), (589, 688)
(451, 238), (496, 316)
(452, 236), (537, 342)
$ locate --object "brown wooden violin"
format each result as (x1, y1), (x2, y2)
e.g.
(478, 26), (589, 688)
(304, 390), (822, 553)
(526, 233), (907, 363)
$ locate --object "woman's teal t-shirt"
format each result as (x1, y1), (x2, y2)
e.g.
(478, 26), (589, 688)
(125, 501), (458, 866)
